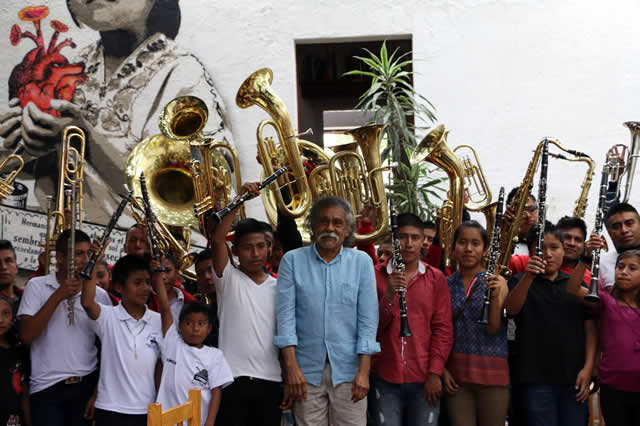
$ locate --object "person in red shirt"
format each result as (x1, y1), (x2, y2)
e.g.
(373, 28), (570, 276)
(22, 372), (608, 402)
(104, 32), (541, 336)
(371, 213), (453, 426)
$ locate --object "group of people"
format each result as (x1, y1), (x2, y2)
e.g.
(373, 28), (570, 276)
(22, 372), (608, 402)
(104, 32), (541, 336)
(1, 185), (639, 426)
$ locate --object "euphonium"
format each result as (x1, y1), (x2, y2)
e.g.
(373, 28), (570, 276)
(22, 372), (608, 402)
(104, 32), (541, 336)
(236, 68), (329, 220)
(309, 124), (392, 243)
(621, 121), (639, 203)
(0, 148), (24, 202)
(411, 125), (465, 267)
(453, 144), (496, 237)
(43, 126), (85, 274)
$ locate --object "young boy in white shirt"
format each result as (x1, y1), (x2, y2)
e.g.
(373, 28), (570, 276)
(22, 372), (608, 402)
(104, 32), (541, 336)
(154, 278), (233, 426)
(81, 255), (164, 426)
(210, 182), (283, 426)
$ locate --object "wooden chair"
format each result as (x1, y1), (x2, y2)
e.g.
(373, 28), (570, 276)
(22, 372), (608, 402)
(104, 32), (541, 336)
(148, 389), (201, 426)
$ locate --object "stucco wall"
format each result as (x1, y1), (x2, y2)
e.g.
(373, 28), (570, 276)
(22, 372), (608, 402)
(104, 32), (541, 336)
(1, 0), (638, 227)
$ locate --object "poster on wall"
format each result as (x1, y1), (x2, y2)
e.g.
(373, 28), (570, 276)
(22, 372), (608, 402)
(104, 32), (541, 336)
(0, 1), (234, 266)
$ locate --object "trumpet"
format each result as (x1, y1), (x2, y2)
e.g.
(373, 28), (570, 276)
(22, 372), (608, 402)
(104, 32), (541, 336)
(43, 126), (85, 275)
(0, 147), (24, 202)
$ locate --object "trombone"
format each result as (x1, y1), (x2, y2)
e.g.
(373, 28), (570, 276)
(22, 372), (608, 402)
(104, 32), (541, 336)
(43, 126), (85, 275)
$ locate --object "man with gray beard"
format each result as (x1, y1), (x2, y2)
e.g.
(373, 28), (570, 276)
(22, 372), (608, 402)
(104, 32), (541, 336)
(274, 197), (380, 426)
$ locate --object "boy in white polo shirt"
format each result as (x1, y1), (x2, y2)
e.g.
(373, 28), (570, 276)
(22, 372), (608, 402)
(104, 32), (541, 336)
(154, 277), (233, 426)
(18, 229), (110, 426)
(209, 182), (283, 426)
(81, 255), (164, 426)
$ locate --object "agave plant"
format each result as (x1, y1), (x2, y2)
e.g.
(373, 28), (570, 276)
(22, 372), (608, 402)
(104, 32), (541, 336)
(345, 41), (445, 219)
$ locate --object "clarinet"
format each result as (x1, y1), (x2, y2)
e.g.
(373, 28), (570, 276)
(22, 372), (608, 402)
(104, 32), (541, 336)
(478, 187), (505, 324)
(139, 173), (167, 272)
(535, 140), (550, 258)
(389, 198), (412, 338)
(80, 190), (133, 279)
(212, 166), (289, 223)
(585, 165), (610, 302)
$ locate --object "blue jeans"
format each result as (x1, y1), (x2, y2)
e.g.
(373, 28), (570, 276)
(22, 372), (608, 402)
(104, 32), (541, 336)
(370, 374), (439, 426)
(522, 384), (588, 426)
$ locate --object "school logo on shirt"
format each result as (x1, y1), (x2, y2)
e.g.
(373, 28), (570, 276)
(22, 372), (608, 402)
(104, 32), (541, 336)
(146, 333), (160, 352)
(192, 369), (208, 387)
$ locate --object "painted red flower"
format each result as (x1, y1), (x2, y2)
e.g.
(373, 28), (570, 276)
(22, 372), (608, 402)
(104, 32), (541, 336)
(10, 24), (21, 46)
(18, 6), (49, 22)
(50, 20), (68, 33)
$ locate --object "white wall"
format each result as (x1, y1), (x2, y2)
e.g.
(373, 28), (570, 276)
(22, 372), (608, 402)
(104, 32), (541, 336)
(1, 0), (638, 227)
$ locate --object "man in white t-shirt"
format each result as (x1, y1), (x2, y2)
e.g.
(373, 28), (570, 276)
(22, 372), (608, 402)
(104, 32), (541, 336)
(588, 202), (640, 289)
(18, 229), (110, 426)
(209, 182), (283, 426)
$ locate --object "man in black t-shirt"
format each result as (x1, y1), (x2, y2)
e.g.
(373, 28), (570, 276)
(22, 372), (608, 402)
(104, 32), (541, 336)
(505, 225), (597, 426)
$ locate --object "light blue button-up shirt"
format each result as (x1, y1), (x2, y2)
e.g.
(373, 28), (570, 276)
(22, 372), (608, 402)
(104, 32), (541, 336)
(273, 244), (380, 386)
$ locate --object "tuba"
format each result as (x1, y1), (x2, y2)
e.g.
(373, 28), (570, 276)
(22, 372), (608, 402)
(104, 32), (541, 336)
(159, 96), (242, 234)
(0, 148), (24, 202)
(236, 68), (329, 221)
(411, 125), (465, 267)
(308, 125), (392, 243)
(43, 126), (85, 274)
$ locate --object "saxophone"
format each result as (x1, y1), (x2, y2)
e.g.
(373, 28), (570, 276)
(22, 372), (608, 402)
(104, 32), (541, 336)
(497, 138), (586, 274)
(390, 198), (412, 338)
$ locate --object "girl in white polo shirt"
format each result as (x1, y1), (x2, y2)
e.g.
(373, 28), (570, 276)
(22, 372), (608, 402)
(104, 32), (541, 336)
(81, 255), (164, 426)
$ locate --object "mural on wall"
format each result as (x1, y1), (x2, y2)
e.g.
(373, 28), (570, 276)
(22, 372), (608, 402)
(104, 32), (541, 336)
(0, 1), (233, 268)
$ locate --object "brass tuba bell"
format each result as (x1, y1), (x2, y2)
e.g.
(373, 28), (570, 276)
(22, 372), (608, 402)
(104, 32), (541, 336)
(411, 125), (465, 267)
(160, 96), (242, 234)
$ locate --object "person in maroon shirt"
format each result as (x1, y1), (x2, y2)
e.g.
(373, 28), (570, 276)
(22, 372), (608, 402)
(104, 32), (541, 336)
(371, 213), (453, 426)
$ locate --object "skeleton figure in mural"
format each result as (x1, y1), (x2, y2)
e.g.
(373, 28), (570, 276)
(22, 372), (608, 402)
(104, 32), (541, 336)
(0, 0), (234, 224)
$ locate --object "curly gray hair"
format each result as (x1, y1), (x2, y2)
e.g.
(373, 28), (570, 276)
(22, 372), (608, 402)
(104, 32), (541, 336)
(304, 197), (356, 247)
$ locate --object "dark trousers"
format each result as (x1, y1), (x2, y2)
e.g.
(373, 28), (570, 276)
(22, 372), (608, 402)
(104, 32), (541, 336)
(95, 409), (147, 426)
(522, 384), (588, 426)
(30, 376), (95, 426)
(217, 376), (282, 426)
(600, 384), (640, 426)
